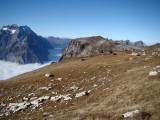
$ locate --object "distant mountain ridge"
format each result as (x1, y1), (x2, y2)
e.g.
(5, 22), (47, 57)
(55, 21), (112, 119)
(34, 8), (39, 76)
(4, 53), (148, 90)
(0, 24), (53, 64)
(0, 24), (147, 64)
(115, 40), (146, 47)
(46, 36), (71, 50)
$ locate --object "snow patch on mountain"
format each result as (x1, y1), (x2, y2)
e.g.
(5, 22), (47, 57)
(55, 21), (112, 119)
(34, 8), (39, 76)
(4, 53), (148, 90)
(2, 27), (16, 34)
(10, 29), (16, 34)
(2, 27), (8, 30)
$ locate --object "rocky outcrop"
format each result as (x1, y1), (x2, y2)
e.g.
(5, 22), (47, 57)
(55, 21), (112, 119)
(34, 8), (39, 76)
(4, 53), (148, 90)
(60, 36), (142, 61)
(0, 24), (53, 64)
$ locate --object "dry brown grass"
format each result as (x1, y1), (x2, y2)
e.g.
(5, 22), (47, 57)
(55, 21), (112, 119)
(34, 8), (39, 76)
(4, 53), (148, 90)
(0, 44), (160, 120)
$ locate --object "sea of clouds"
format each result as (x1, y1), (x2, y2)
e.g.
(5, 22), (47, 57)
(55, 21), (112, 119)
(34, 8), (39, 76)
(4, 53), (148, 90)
(0, 49), (62, 80)
(0, 61), (49, 80)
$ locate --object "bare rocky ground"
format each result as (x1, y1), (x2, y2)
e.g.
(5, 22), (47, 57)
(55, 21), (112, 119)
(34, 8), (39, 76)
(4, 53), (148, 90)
(0, 44), (160, 120)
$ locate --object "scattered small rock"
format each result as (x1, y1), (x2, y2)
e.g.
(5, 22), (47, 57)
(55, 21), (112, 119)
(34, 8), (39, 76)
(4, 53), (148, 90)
(142, 52), (146, 55)
(81, 58), (85, 61)
(144, 66), (149, 68)
(50, 94), (72, 102)
(149, 71), (158, 76)
(43, 112), (49, 117)
(50, 95), (62, 102)
(152, 52), (156, 55)
(66, 85), (80, 92)
(103, 88), (109, 91)
(93, 84), (98, 87)
(131, 52), (140, 56)
(122, 109), (140, 118)
(113, 52), (117, 55)
(110, 50), (113, 54)
(75, 91), (89, 98)
(45, 73), (54, 77)
(52, 92), (57, 95)
(56, 78), (62, 81)
(28, 93), (35, 97)
(30, 97), (38, 101)
(38, 87), (51, 91)
(91, 77), (96, 80)
(62, 94), (72, 101)
(48, 83), (57, 88)
(156, 66), (160, 69)
(23, 97), (29, 101)
(145, 57), (151, 60)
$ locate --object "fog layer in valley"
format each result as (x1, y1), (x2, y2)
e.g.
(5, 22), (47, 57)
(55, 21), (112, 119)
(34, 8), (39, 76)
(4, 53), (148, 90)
(0, 49), (62, 80)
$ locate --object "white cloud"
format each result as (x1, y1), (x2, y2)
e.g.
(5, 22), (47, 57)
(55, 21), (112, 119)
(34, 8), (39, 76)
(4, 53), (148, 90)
(0, 61), (49, 80)
(0, 48), (63, 81)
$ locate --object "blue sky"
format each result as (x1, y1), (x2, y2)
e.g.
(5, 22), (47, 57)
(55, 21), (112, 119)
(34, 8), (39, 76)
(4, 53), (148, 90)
(0, 0), (160, 45)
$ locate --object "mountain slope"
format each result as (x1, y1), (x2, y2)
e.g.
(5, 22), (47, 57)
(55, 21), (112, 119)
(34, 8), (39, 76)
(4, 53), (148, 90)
(0, 43), (159, 120)
(0, 24), (53, 64)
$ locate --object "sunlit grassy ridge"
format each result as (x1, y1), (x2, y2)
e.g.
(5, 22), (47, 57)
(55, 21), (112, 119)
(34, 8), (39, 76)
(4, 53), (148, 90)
(0, 44), (160, 120)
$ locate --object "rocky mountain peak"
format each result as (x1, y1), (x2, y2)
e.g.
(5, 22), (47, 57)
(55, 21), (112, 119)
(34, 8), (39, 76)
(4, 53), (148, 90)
(134, 40), (146, 47)
(0, 24), (53, 64)
(60, 36), (145, 61)
(1, 24), (19, 35)
(59, 36), (114, 61)
(2, 24), (18, 29)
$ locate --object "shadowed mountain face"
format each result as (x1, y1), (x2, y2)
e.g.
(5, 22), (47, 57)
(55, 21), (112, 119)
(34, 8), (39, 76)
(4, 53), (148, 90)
(60, 36), (144, 61)
(0, 24), (53, 64)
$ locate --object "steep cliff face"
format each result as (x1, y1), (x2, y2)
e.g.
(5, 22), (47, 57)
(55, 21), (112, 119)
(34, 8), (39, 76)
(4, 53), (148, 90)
(60, 36), (142, 61)
(0, 24), (53, 64)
